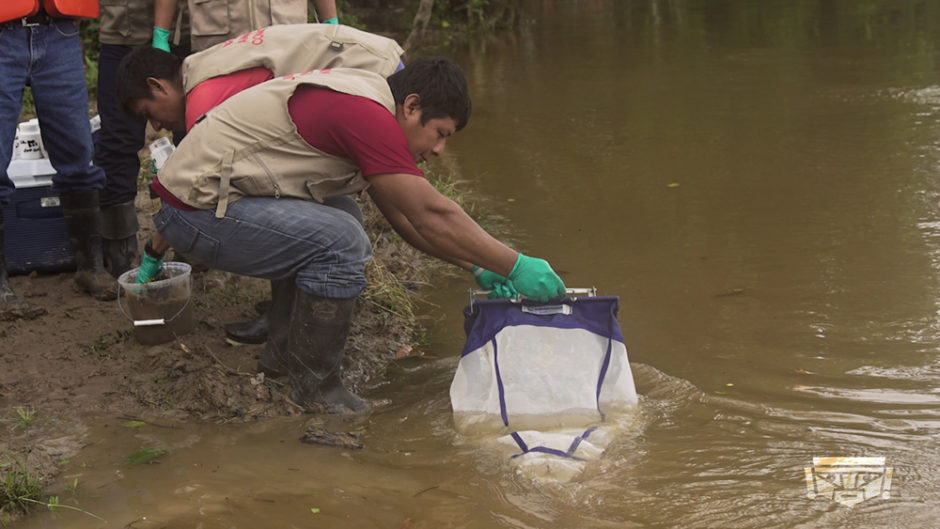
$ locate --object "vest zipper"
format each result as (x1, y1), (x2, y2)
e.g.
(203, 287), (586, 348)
(250, 152), (280, 198)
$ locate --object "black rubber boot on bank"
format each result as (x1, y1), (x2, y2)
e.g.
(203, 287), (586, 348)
(226, 299), (272, 346)
(287, 291), (368, 414)
(100, 200), (139, 278)
(256, 280), (293, 376)
(60, 189), (117, 301)
(0, 210), (24, 305)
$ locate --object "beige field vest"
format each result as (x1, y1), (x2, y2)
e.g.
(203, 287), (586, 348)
(181, 23), (404, 94)
(188, 0), (305, 51)
(99, 0), (187, 45)
(158, 68), (397, 218)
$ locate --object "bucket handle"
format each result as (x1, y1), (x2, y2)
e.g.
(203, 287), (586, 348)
(116, 278), (193, 327)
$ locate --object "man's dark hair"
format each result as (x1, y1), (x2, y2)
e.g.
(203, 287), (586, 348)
(115, 47), (183, 115)
(387, 56), (472, 131)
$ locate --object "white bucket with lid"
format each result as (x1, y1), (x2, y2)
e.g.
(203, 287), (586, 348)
(149, 137), (176, 170)
(16, 119), (44, 160)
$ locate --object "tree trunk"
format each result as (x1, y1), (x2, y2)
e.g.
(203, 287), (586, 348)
(403, 0), (435, 52)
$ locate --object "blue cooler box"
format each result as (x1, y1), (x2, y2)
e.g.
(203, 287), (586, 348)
(3, 158), (75, 274)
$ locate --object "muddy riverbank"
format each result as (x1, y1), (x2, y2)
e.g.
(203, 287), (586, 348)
(0, 174), (458, 523)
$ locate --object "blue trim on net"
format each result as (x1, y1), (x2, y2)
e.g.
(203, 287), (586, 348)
(461, 296), (623, 357)
(509, 427), (599, 461)
(595, 338), (613, 422)
(493, 338), (509, 427)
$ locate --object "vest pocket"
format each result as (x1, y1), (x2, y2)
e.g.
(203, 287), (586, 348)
(229, 151), (281, 198)
(268, 0), (306, 25)
(98, 0), (130, 39)
(190, 0), (230, 36)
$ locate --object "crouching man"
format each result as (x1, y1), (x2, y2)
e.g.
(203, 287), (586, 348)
(126, 58), (566, 413)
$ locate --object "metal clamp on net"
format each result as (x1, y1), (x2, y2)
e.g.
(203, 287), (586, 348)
(468, 287), (597, 314)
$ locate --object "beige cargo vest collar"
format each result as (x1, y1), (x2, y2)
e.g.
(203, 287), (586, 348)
(158, 68), (396, 218)
(181, 24), (404, 94)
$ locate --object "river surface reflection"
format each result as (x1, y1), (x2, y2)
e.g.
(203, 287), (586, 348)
(17, 0), (940, 527)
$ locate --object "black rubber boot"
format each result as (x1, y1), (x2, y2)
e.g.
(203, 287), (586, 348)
(255, 280), (293, 376)
(0, 210), (24, 305)
(99, 200), (139, 278)
(287, 291), (367, 414)
(60, 189), (117, 301)
(225, 299), (272, 346)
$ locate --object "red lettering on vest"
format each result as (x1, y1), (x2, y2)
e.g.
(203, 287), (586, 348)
(221, 28), (265, 47)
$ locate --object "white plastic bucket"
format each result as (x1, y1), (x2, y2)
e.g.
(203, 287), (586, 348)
(16, 119), (44, 160)
(117, 262), (195, 345)
(149, 137), (176, 170)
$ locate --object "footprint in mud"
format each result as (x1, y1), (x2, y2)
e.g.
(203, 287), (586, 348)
(299, 415), (366, 449)
(300, 426), (364, 449)
(0, 302), (47, 322)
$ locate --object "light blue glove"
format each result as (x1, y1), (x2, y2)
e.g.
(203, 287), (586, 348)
(472, 265), (518, 299)
(151, 26), (171, 52)
(136, 254), (164, 284)
(506, 253), (566, 302)
(322, 16), (338, 24)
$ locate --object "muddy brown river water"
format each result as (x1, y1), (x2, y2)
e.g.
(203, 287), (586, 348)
(17, 0), (940, 527)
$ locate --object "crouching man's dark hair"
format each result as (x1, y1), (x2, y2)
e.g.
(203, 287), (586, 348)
(115, 47), (183, 115)
(387, 56), (472, 131)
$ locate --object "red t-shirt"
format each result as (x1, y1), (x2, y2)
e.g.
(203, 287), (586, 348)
(287, 85), (421, 179)
(154, 74), (422, 210)
(185, 66), (274, 131)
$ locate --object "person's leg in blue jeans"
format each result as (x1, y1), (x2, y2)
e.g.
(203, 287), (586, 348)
(224, 194), (365, 346)
(0, 19), (113, 303)
(96, 44), (147, 277)
(0, 21), (31, 305)
(154, 196), (372, 412)
(26, 19), (115, 300)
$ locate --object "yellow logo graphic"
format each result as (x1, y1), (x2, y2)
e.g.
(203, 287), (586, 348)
(804, 456), (893, 507)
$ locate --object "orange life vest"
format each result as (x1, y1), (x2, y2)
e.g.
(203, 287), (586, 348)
(43, 0), (99, 19)
(1, 0), (98, 23)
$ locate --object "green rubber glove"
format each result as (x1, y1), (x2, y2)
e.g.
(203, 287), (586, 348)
(136, 254), (164, 284)
(488, 282), (517, 300)
(472, 266), (518, 299)
(151, 26), (171, 52)
(506, 253), (566, 302)
(322, 16), (338, 24)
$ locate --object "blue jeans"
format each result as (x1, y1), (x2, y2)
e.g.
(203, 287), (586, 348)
(153, 196), (372, 299)
(0, 18), (105, 205)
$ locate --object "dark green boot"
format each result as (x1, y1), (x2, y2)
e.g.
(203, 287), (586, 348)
(99, 200), (139, 278)
(60, 189), (117, 301)
(256, 280), (292, 376)
(287, 291), (367, 414)
(0, 209), (23, 305)
(226, 299), (272, 346)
